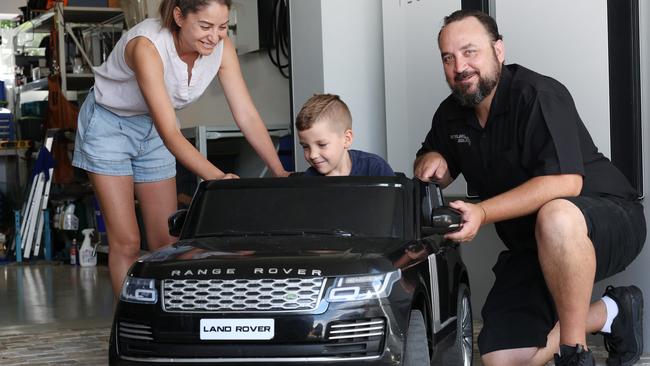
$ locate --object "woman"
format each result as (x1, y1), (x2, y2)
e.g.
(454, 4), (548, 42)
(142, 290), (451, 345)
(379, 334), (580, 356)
(72, 0), (288, 295)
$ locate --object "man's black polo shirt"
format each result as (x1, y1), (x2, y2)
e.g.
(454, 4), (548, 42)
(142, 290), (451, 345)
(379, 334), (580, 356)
(418, 64), (637, 249)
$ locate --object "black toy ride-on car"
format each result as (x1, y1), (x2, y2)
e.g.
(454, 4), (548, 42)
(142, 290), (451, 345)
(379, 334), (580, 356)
(109, 175), (473, 365)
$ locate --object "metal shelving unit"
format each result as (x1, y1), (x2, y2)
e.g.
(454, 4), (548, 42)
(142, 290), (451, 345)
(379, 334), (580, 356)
(51, 4), (123, 92)
(11, 4), (124, 128)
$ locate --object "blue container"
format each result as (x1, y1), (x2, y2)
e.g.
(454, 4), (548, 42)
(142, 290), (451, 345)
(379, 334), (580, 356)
(0, 110), (15, 141)
(67, 0), (108, 7)
(21, 101), (48, 117)
(0, 80), (6, 102)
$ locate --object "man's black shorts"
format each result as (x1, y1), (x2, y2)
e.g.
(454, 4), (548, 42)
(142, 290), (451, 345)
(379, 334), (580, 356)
(477, 195), (646, 355)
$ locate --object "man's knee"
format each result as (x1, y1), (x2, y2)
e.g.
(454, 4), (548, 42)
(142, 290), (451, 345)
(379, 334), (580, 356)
(482, 347), (539, 366)
(535, 199), (588, 246)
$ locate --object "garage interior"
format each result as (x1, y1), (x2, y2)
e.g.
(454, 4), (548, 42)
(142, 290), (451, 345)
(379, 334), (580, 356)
(1, 0), (650, 365)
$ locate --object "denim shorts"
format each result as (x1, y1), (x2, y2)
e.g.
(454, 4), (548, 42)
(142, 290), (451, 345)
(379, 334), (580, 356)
(72, 90), (176, 183)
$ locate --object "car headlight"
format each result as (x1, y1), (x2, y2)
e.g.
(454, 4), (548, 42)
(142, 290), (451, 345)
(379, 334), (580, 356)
(326, 270), (401, 302)
(120, 277), (158, 304)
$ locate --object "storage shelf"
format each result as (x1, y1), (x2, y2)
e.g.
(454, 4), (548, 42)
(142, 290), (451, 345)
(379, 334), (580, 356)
(16, 78), (48, 94)
(17, 6), (123, 32)
(11, 4), (121, 136)
(59, 6), (123, 24)
(0, 148), (29, 157)
(65, 73), (95, 91)
(17, 73), (94, 93)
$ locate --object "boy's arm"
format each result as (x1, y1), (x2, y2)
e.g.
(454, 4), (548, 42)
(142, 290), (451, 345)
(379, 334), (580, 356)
(370, 155), (395, 176)
(381, 159), (395, 176)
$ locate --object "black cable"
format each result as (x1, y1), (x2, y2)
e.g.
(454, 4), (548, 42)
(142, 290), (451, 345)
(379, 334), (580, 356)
(266, 0), (283, 68)
(266, 0), (290, 79)
(277, 0), (290, 78)
(279, 1), (289, 58)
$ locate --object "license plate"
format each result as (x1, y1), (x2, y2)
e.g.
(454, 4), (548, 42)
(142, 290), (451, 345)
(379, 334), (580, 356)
(200, 318), (275, 340)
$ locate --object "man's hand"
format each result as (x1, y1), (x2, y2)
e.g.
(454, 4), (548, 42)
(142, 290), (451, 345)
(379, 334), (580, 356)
(444, 200), (486, 243)
(414, 151), (452, 187)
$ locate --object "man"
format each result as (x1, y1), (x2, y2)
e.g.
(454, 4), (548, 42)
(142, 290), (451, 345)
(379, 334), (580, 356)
(414, 9), (646, 366)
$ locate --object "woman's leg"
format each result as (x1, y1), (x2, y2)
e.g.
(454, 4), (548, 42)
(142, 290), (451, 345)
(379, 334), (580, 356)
(134, 177), (178, 251)
(89, 173), (141, 296)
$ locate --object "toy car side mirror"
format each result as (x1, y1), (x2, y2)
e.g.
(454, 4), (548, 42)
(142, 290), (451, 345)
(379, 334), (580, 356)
(422, 207), (462, 236)
(168, 209), (188, 237)
(432, 206), (462, 232)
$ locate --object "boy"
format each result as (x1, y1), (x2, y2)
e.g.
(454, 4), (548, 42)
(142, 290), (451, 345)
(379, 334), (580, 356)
(296, 94), (394, 176)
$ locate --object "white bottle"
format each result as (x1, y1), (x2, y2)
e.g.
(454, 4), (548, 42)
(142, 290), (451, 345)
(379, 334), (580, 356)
(52, 206), (61, 229)
(79, 228), (97, 267)
(62, 203), (79, 231)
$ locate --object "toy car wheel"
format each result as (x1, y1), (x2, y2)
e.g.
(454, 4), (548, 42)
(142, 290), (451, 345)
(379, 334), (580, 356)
(108, 321), (118, 365)
(403, 309), (431, 366)
(443, 283), (473, 365)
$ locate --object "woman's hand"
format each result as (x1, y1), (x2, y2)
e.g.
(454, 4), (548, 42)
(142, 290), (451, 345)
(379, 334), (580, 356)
(275, 169), (291, 177)
(220, 173), (239, 180)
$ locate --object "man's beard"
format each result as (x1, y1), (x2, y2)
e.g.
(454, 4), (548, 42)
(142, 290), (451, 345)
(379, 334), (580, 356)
(450, 64), (501, 107)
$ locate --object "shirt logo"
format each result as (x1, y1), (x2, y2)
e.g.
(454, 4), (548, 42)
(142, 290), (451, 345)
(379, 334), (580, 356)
(450, 134), (471, 146)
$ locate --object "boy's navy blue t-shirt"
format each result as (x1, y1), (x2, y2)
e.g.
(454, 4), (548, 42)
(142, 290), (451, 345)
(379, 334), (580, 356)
(304, 149), (394, 176)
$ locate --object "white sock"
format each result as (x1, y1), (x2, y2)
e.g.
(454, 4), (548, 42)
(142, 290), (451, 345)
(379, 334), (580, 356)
(600, 296), (619, 333)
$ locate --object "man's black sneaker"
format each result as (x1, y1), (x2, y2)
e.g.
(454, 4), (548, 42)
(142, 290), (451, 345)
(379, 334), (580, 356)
(600, 285), (644, 366)
(554, 344), (595, 366)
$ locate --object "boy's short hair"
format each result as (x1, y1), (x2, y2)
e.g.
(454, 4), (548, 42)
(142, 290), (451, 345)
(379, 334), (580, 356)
(295, 94), (352, 132)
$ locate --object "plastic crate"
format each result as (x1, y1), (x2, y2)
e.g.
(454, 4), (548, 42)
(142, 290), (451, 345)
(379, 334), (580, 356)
(18, 116), (44, 142)
(21, 101), (48, 118)
(0, 110), (15, 141)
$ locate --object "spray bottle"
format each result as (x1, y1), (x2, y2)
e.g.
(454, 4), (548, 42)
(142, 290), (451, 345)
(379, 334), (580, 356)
(79, 228), (97, 267)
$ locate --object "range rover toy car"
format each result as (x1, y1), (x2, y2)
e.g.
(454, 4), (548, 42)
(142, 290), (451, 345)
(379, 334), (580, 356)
(109, 176), (472, 365)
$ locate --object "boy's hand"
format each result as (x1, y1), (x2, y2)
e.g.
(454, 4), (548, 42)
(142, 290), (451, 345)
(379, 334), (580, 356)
(221, 173), (240, 180)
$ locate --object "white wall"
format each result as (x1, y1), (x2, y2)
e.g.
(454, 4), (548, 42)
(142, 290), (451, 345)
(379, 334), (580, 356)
(321, 0), (386, 162)
(382, 0), (459, 173)
(289, 0), (323, 171)
(496, 0), (611, 157)
(0, 0), (22, 15)
(290, 0), (387, 172)
(382, 0), (469, 194)
(383, 0), (610, 191)
(176, 50), (291, 129)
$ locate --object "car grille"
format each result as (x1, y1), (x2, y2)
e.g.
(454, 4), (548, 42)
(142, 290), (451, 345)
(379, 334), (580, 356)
(323, 318), (386, 357)
(162, 277), (326, 312)
(119, 321), (153, 341)
(326, 318), (386, 340)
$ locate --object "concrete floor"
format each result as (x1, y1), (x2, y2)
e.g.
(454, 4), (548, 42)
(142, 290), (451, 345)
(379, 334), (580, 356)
(1, 263), (649, 365)
(0, 263), (113, 365)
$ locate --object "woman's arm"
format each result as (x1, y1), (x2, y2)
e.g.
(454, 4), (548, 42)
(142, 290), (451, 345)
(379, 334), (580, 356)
(125, 37), (232, 180)
(217, 37), (289, 177)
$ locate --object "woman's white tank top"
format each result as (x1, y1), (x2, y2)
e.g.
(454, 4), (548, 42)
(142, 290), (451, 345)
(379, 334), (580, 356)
(93, 18), (223, 116)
